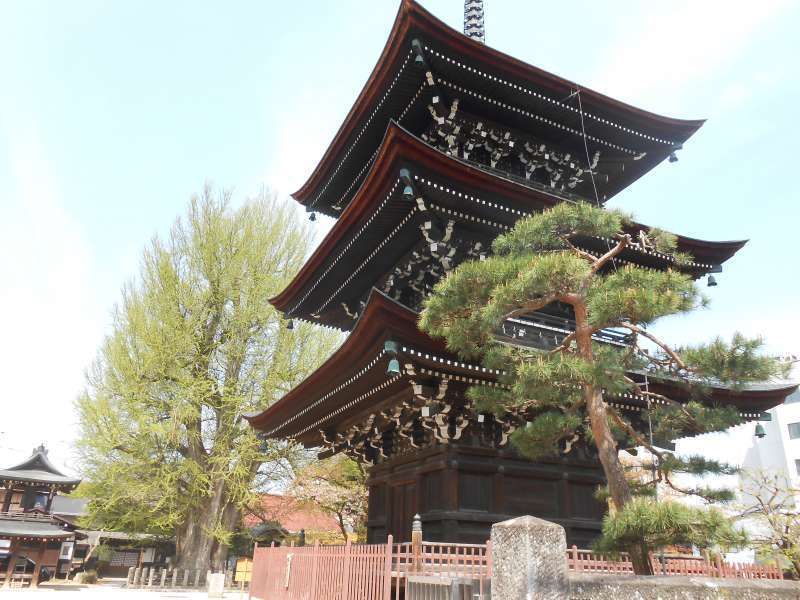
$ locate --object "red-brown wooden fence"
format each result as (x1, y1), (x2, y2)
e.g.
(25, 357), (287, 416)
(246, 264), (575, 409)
(249, 538), (491, 600)
(250, 538), (394, 600)
(567, 546), (783, 580)
(250, 539), (782, 600)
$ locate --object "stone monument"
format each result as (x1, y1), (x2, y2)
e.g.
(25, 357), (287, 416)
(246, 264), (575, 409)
(207, 572), (225, 598)
(491, 515), (568, 600)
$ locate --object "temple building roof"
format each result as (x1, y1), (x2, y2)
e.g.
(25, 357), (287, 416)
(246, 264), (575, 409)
(247, 291), (797, 450)
(272, 124), (745, 329)
(294, 0), (704, 217)
(0, 512), (76, 540)
(0, 445), (81, 489)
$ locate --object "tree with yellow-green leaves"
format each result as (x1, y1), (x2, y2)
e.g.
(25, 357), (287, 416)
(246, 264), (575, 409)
(75, 187), (342, 572)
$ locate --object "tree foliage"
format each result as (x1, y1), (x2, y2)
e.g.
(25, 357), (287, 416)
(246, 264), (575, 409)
(75, 186), (342, 570)
(419, 201), (787, 573)
(736, 470), (800, 577)
(594, 498), (747, 556)
(289, 454), (369, 542)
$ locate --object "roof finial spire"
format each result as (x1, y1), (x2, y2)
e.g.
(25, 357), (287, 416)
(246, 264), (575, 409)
(464, 0), (485, 44)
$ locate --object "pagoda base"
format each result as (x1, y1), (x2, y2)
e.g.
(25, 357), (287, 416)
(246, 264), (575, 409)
(365, 443), (606, 547)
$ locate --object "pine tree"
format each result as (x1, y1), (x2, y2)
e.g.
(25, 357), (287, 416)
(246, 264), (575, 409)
(419, 201), (787, 574)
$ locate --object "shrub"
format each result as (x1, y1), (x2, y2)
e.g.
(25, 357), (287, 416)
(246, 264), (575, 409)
(76, 570), (98, 584)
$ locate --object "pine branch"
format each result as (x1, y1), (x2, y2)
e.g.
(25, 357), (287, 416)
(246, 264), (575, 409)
(590, 234), (631, 275)
(620, 322), (689, 371)
(606, 406), (664, 460)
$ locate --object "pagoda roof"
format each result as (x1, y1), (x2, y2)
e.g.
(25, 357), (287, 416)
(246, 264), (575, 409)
(0, 446), (81, 489)
(247, 291), (796, 446)
(246, 290), (441, 442)
(273, 123), (745, 328)
(294, 0), (704, 217)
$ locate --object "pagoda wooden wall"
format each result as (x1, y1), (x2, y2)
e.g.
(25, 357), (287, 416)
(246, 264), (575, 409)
(366, 443), (605, 547)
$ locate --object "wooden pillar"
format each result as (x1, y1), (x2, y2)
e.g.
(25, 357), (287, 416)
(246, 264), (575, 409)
(443, 456), (459, 540)
(1, 485), (13, 513)
(2, 540), (18, 588)
(45, 487), (56, 513)
(492, 466), (505, 514)
(411, 514), (422, 572)
(31, 539), (46, 588)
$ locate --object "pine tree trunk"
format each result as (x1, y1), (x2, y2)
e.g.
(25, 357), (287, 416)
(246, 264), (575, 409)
(573, 301), (654, 576)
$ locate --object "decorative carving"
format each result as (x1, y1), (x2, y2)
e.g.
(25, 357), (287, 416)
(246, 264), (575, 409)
(380, 233), (486, 312)
(422, 99), (605, 194)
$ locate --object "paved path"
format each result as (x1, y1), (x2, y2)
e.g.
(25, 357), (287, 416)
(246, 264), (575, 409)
(0, 583), (247, 598)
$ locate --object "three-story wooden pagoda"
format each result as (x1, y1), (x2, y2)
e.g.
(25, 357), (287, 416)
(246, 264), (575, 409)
(247, 0), (796, 546)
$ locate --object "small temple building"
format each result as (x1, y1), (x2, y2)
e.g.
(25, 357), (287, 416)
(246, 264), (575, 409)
(244, 494), (343, 545)
(0, 445), (83, 587)
(246, 0), (797, 546)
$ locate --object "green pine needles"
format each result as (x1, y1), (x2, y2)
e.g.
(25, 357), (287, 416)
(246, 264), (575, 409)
(419, 201), (787, 574)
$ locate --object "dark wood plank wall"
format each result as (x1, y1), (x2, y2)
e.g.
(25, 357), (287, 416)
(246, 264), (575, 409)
(366, 443), (605, 546)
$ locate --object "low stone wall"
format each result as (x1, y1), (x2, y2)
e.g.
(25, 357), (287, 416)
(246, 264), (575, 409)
(570, 573), (800, 599)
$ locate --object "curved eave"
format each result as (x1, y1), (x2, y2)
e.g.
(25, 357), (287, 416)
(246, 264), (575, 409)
(0, 473), (81, 488)
(293, 0), (703, 207)
(274, 121), (567, 311)
(663, 234), (747, 266)
(247, 290), (442, 432)
(272, 123), (744, 316)
(249, 290), (798, 442)
(647, 380), (798, 413)
(0, 522), (76, 540)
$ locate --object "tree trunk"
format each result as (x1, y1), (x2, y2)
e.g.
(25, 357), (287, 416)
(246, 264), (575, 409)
(176, 480), (239, 573)
(573, 301), (654, 576)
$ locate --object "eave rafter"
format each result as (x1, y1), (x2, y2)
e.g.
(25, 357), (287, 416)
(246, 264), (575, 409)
(248, 292), (795, 455)
(272, 124), (744, 330)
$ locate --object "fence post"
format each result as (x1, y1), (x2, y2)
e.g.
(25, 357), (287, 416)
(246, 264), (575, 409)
(141, 567), (149, 587)
(570, 545), (579, 572)
(148, 567), (155, 587)
(383, 534), (393, 600)
(341, 538), (352, 600)
(194, 569), (201, 587)
(411, 514), (422, 573)
(182, 568), (189, 587)
(172, 568), (178, 588)
(127, 567), (135, 585)
(160, 568), (167, 587)
(310, 540), (320, 598)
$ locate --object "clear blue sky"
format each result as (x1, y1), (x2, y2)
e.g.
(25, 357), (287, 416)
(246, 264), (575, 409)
(1, 0), (797, 471)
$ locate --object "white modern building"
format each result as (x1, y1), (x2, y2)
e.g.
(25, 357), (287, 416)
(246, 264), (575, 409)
(676, 365), (800, 493)
(673, 362), (800, 563)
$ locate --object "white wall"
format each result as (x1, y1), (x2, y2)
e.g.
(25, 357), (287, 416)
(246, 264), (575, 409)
(671, 376), (800, 563)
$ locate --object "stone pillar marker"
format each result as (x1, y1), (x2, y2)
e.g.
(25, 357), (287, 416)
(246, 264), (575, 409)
(490, 515), (568, 600)
(207, 572), (225, 598)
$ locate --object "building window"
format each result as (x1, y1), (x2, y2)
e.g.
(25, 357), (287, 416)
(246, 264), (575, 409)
(789, 423), (800, 439)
